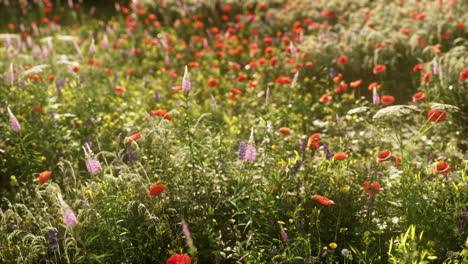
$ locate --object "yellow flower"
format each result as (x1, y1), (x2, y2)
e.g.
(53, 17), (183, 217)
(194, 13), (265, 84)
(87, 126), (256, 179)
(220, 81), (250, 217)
(277, 221), (285, 225)
(329, 242), (338, 249)
(289, 219), (294, 224)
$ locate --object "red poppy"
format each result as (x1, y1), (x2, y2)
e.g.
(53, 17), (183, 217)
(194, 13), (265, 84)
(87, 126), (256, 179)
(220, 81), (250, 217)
(115, 86), (125, 94)
(412, 92), (426, 102)
(127, 132), (141, 143)
(275, 76), (291, 85)
(460, 68), (468, 82)
(337, 55), (348, 65)
(367, 82), (380, 91)
(381, 95), (395, 105)
(433, 162), (450, 175)
(207, 78), (219, 87)
(33, 106), (45, 113)
(38, 171), (52, 185)
(333, 152), (348, 161)
(423, 72), (431, 84)
(334, 83), (348, 93)
(427, 109), (447, 122)
(148, 184), (166, 196)
(278, 127), (291, 135)
(236, 75), (247, 82)
(394, 156), (402, 166)
(333, 73), (343, 83)
(230, 88), (242, 95)
(376, 150), (392, 162)
(307, 133), (321, 150)
(319, 94), (332, 104)
(412, 64), (425, 72)
(373, 64), (386, 75)
(363, 181), (381, 195)
(222, 5), (232, 12)
(313, 195), (335, 205)
(350, 79), (363, 88)
(401, 28), (410, 35)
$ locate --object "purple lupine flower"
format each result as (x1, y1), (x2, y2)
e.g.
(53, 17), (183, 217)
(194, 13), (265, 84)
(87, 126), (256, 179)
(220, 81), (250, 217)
(291, 159), (302, 177)
(101, 35), (110, 49)
(182, 65), (191, 93)
(68, 0), (74, 8)
(154, 92), (160, 102)
(83, 144), (102, 174)
(300, 136), (308, 151)
(245, 130), (257, 163)
(210, 94), (217, 108)
(299, 32), (304, 43)
(7, 107), (21, 132)
(427, 152), (433, 161)
(329, 68), (337, 78)
(372, 86), (380, 105)
(6, 64), (14, 84)
(289, 41), (297, 55)
(265, 87), (270, 103)
(292, 71), (299, 84)
(432, 59), (439, 75)
(238, 141), (247, 160)
(73, 40), (83, 59)
(320, 144), (333, 159)
(115, 3), (121, 12)
(48, 230), (58, 251)
(127, 147), (137, 163)
(88, 39), (96, 55)
(63, 208), (78, 228)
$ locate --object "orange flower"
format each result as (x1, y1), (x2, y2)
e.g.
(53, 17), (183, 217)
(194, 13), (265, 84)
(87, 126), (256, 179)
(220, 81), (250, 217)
(337, 55), (348, 65)
(230, 88), (242, 95)
(166, 254), (191, 264)
(307, 133), (321, 150)
(236, 75), (247, 82)
(275, 76), (291, 85)
(333, 73), (343, 83)
(33, 106), (45, 113)
(115, 86), (125, 94)
(278, 127), (291, 135)
(207, 78), (219, 87)
(380, 95), (395, 105)
(333, 152), (348, 161)
(367, 82), (380, 91)
(459, 68), (468, 81)
(412, 92), (426, 102)
(412, 63), (425, 72)
(433, 162), (450, 175)
(423, 72), (431, 84)
(151, 109), (173, 120)
(313, 195), (335, 205)
(127, 132), (141, 143)
(362, 181), (381, 195)
(376, 150), (392, 162)
(350, 79), (363, 88)
(38, 171), (52, 185)
(427, 109), (447, 122)
(148, 184), (166, 196)
(334, 83), (348, 93)
(373, 64), (386, 74)
(394, 156), (402, 166)
(319, 94), (332, 104)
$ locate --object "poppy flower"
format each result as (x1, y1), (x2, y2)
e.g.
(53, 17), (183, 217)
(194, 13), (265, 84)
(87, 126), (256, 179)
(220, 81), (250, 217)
(427, 109), (447, 122)
(376, 150), (392, 162)
(319, 94), (332, 104)
(307, 133), (321, 150)
(337, 55), (348, 65)
(368, 82), (380, 91)
(333, 152), (348, 161)
(275, 76), (291, 85)
(278, 127), (291, 135)
(115, 86), (125, 94)
(460, 68), (468, 81)
(148, 184), (166, 196)
(207, 78), (219, 87)
(333, 73), (343, 83)
(412, 92), (426, 102)
(38, 171), (52, 185)
(230, 88), (242, 95)
(433, 162), (450, 175)
(166, 254), (191, 264)
(334, 83), (348, 93)
(412, 63), (425, 72)
(33, 106), (45, 113)
(423, 72), (431, 84)
(313, 195), (335, 205)
(350, 79), (363, 88)
(127, 132), (141, 143)
(236, 75), (247, 82)
(362, 181), (381, 195)
(373, 64), (386, 74)
(394, 156), (402, 166)
(381, 95), (395, 105)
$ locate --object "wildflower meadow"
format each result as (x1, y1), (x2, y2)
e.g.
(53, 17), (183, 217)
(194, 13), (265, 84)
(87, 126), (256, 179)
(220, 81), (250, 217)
(0, 0), (467, 263)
